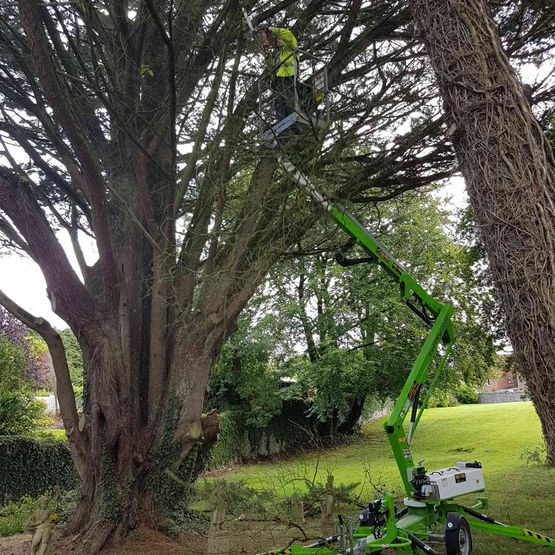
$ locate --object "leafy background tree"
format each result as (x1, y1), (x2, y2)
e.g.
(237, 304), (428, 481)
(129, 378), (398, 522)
(0, 307), (50, 389)
(209, 193), (495, 445)
(60, 329), (84, 400)
(0, 308), (46, 435)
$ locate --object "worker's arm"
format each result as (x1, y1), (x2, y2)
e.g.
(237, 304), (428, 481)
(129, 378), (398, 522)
(269, 27), (297, 49)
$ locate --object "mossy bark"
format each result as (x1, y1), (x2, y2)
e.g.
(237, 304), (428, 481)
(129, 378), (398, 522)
(411, 0), (555, 463)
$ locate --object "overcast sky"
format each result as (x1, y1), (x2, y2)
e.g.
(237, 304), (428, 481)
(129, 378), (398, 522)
(0, 230), (98, 329)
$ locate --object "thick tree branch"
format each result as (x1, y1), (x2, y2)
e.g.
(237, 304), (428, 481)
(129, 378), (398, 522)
(0, 168), (95, 328)
(18, 0), (118, 299)
(0, 214), (32, 254)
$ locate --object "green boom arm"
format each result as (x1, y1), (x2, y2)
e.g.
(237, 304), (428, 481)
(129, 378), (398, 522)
(279, 157), (455, 496)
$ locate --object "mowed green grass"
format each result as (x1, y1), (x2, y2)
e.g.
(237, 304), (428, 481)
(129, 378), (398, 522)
(222, 402), (555, 554)
(37, 428), (67, 440)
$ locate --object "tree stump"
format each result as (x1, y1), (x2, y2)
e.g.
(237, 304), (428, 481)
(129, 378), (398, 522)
(321, 474), (335, 537)
(291, 495), (305, 525)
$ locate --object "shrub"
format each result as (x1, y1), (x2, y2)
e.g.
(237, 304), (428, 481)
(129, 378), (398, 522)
(0, 390), (46, 436)
(0, 496), (36, 537)
(208, 411), (244, 467)
(34, 389), (51, 397)
(454, 384), (479, 404)
(428, 390), (457, 408)
(0, 437), (77, 505)
(521, 444), (550, 466)
(0, 339), (45, 436)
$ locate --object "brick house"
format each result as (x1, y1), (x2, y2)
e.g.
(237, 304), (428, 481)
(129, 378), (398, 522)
(478, 352), (528, 403)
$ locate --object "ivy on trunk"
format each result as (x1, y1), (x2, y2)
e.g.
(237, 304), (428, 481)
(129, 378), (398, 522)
(410, 0), (555, 463)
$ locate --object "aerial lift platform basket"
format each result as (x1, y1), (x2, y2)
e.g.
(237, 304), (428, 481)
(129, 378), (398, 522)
(257, 50), (331, 146)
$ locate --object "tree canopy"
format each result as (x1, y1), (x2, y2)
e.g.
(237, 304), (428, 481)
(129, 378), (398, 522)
(210, 193), (495, 438)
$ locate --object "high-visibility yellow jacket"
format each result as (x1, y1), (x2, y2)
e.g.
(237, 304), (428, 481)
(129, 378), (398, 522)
(269, 27), (298, 78)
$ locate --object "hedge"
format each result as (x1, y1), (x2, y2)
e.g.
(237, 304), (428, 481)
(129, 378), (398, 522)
(0, 436), (77, 504)
(208, 410), (244, 467)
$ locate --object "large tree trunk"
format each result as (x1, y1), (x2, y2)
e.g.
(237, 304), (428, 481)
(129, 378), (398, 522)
(63, 319), (224, 551)
(410, 0), (555, 462)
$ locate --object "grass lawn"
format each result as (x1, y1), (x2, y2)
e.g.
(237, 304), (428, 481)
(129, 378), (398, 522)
(35, 428), (67, 440)
(221, 402), (555, 554)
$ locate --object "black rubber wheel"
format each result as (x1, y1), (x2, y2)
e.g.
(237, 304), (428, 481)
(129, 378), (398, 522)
(445, 513), (472, 555)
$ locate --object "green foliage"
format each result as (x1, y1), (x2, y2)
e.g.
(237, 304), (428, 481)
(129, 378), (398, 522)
(0, 437), (77, 504)
(25, 332), (48, 360)
(34, 388), (51, 397)
(210, 193), (496, 445)
(59, 329), (84, 392)
(0, 391), (46, 436)
(0, 338), (25, 390)
(208, 411), (244, 467)
(454, 384), (479, 404)
(0, 489), (75, 538)
(34, 428), (67, 441)
(296, 478), (361, 516)
(100, 449), (123, 521)
(0, 495), (35, 537)
(521, 444), (550, 466)
(0, 339), (45, 436)
(54, 488), (80, 526)
(147, 398), (206, 531)
(428, 389), (457, 408)
(209, 313), (284, 431)
(288, 348), (370, 425)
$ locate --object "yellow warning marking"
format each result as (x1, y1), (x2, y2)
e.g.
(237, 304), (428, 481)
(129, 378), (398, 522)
(523, 529), (554, 543)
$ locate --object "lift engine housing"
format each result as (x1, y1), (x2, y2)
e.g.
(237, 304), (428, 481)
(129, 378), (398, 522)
(423, 461), (485, 500)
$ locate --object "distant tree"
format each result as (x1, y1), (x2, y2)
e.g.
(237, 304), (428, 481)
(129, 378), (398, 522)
(209, 310), (285, 431)
(0, 338), (44, 435)
(0, 307), (50, 388)
(60, 329), (84, 395)
(26, 332), (53, 390)
(212, 194), (495, 437)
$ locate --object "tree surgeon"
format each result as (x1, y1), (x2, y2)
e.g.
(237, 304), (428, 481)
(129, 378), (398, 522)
(258, 24), (299, 122)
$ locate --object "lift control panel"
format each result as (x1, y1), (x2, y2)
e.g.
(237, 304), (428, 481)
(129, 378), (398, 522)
(423, 461), (485, 500)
